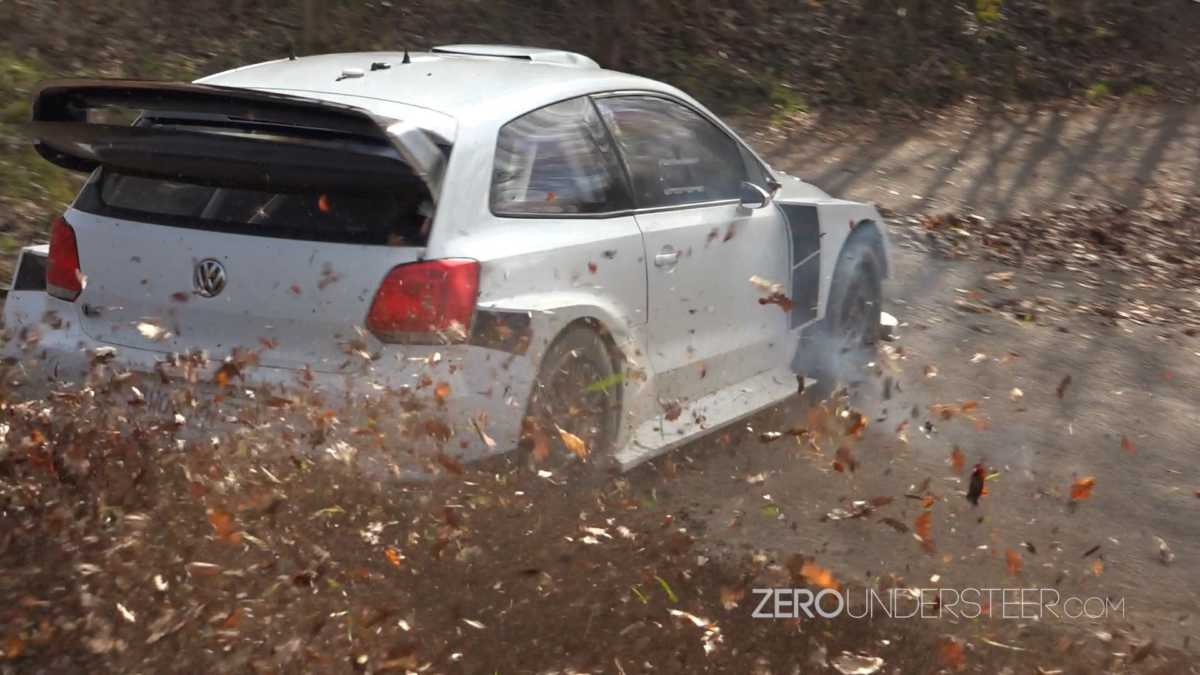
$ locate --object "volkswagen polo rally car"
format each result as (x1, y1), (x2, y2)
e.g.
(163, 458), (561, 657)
(2, 44), (890, 471)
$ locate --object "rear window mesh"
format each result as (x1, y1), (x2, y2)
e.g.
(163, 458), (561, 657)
(93, 171), (429, 246)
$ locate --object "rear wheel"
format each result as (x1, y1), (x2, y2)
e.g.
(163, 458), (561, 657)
(523, 325), (621, 471)
(802, 234), (883, 403)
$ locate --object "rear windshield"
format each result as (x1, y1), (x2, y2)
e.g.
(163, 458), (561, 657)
(88, 171), (433, 246)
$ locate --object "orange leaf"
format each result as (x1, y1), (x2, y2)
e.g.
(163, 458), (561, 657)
(222, 606), (243, 628)
(434, 382), (451, 404)
(846, 412), (867, 438)
(3, 636), (26, 659)
(1091, 559), (1104, 576)
(1121, 435), (1135, 454)
(1070, 477), (1096, 501)
(937, 637), (966, 669)
(384, 547), (404, 567)
(556, 426), (589, 460)
(800, 562), (840, 590)
(207, 508), (241, 544)
(915, 511), (932, 541)
(950, 446), (965, 473)
(1005, 548), (1023, 576)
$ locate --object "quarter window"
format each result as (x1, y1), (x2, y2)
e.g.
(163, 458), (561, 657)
(594, 96), (747, 208)
(491, 97), (630, 215)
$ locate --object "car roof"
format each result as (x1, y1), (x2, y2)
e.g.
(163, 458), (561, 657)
(196, 48), (674, 128)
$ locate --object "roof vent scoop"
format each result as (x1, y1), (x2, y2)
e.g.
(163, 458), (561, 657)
(431, 44), (599, 68)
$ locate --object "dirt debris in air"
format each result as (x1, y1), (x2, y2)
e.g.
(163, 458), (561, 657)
(0, 344), (1192, 673)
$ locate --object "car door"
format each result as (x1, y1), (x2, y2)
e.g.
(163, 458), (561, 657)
(593, 94), (792, 405)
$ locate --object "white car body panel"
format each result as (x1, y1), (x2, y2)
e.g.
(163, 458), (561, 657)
(4, 47), (889, 473)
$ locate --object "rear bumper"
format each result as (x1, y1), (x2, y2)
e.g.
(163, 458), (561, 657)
(3, 287), (534, 466)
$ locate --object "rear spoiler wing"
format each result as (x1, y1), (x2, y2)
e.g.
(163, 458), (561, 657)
(28, 79), (444, 198)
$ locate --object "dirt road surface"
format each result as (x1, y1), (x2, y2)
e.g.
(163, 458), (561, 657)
(652, 101), (1200, 648)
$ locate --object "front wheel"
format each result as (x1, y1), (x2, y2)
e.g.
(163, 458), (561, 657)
(801, 234), (884, 403)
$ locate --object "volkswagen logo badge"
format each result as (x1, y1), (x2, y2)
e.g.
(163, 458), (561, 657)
(194, 258), (227, 298)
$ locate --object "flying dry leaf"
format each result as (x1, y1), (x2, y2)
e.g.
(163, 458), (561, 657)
(1070, 477), (1096, 501)
(384, 547), (404, 567)
(800, 561), (840, 590)
(556, 426), (588, 460)
(719, 585), (745, 610)
(966, 464), (986, 505)
(1005, 549), (1023, 576)
(914, 512), (933, 542)
(436, 453), (465, 475)
(937, 637), (966, 669)
(1091, 559), (1104, 576)
(950, 446), (965, 473)
(1056, 374), (1073, 399)
(1121, 435), (1135, 454)
(833, 446), (858, 473)
(207, 508), (241, 544)
(434, 382), (451, 404)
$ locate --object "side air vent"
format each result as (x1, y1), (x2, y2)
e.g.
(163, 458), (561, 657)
(431, 44), (599, 68)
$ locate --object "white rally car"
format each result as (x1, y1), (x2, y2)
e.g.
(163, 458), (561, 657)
(3, 45), (889, 471)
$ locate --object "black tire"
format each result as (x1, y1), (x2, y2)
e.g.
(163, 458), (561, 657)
(802, 233), (884, 403)
(523, 324), (621, 469)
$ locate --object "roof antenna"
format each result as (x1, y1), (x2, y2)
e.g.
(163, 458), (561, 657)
(402, 47), (411, 65)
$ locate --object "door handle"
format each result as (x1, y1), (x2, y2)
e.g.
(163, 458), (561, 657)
(654, 246), (680, 269)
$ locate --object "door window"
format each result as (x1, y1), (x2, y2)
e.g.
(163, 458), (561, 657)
(491, 96), (631, 215)
(594, 96), (748, 208)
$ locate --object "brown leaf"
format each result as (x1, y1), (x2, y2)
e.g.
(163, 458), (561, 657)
(1005, 548), (1023, 576)
(662, 400), (683, 422)
(966, 464), (987, 505)
(757, 292), (794, 312)
(436, 453), (465, 475)
(1091, 558), (1104, 576)
(1056, 374), (1073, 399)
(526, 419), (551, 463)
(587, 261), (598, 274)
(434, 382), (451, 404)
(1070, 476), (1096, 501)
(880, 517), (909, 533)
(833, 446), (858, 473)
(845, 412), (867, 438)
(719, 585), (745, 610)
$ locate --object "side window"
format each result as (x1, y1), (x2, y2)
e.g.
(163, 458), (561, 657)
(594, 96), (747, 208)
(491, 96), (631, 215)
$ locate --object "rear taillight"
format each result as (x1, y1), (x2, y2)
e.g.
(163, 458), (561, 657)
(367, 259), (480, 343)
(46, 216), (83, 302)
